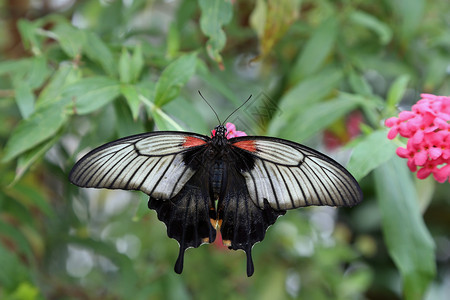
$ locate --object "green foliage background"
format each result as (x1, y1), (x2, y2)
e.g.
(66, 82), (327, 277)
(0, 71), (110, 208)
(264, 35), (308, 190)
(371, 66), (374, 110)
(0, 0), (449, 299)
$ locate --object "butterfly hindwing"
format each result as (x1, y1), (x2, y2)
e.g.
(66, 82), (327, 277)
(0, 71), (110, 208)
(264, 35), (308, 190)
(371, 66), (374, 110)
(148, 164), (217, 274)
(230, 136), (363, 210)
(217, 163), (286, 277)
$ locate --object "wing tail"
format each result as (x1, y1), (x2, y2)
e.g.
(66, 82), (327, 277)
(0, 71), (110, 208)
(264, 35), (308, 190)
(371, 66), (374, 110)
(218, 167), (285, 277)
(148, 170), (216, 274)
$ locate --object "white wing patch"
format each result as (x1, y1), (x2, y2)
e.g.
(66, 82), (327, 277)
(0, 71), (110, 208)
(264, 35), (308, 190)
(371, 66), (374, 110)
(238, 139), (362, 210)
(250, 140), (304, 164)
(69, 133), (207, 200)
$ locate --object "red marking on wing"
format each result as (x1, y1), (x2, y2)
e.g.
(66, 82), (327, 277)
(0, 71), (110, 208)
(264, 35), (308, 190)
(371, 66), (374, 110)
(183, 136), (207, 148)
(233, 140), (257, 152)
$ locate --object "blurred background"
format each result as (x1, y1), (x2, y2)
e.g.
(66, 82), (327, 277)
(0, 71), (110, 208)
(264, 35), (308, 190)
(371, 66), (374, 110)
(0, 0), (449, 299)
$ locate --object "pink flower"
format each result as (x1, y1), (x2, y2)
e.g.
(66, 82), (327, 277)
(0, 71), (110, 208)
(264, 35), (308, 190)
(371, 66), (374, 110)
(224, 122), (247, 138)
(385, 93), (450, 183)
(211, 122), (247, 139)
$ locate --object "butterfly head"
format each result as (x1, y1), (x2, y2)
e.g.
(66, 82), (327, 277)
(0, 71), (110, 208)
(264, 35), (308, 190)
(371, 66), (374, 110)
(213, 125), (227, 139)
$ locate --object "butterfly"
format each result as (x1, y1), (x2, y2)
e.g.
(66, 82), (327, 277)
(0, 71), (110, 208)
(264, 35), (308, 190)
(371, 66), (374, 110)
(69, 96), (362, 277)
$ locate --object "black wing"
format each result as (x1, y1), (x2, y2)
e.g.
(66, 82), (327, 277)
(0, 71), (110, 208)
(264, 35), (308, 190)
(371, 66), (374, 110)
(147, 142), (285, 277)
(217, 162), (285, 277)
(230, 136), (363, 210)
(69, 131), (210, 200)
(148, 161), (217, 274)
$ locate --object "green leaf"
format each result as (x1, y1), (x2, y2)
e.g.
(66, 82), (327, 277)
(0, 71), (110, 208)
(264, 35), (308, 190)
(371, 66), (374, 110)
(113, 99), (144, 137)
(424, 53), (448, 90)
(10, 180), (55, 218)
(387, 75), (410, 108)
(140, 95), (184, 131)
(23, 55), (50, 89)
(276, 94), (360, 142)
(13, 134), (61, 185)
(349, 11), (393, 45)
(0, 222), (34, 264)
(357, 94), (385, 128)
(196, 60), (241, 107)
(74, 104), (117, 152)
(290, 16), (338, 83)
(167, 23), (180, 58)
(390, 0), (425, 40)
(52, 22), (85, 58)
(0, 243), (31, 290)
(414, 176), (436, 213)
(83, 32), (117, 77)
(2, 104), (67, 162)
(2, 55), (49, 90)
(268, 68), (343, 135)
(17, 19), (43, 54)
(154, 53), (197, 107)
(36, 62), (82, 108)
(10, 56), (51, 118)
(374, 157), (436, 300)
(119, 48), (132, 84)
(347, 130), (397, 181)
(9, 282), (40, 300)
(250, 0), (300, 57)
(0, 58), (32, 76)
(198, 0), (233, 66)
(281, 68), (343, 114)
(165, 96), (209, 133)
(151, 107), (184, 131)
(338, 265), (373, 297)
(12, 80), (35, 119)
(133, 193), (152, 221)
(130, 44), (144, 82)
(121, 84), (141, 120)
(64, 77), (121, 115)
(254, 267), (286, 299)
(348, 69), (373, 96)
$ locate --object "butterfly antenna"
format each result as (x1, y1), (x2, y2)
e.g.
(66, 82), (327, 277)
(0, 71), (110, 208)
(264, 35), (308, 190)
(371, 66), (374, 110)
(198, 90), (221, 124)
(223, 94), (252, 124)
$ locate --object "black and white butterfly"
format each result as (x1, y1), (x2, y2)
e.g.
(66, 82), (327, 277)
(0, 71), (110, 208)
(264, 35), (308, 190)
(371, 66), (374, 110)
(69, 100), (362, 277)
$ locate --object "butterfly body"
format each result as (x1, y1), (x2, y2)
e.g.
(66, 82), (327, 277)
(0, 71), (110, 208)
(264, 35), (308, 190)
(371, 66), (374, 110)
(70, 124), (362, 276)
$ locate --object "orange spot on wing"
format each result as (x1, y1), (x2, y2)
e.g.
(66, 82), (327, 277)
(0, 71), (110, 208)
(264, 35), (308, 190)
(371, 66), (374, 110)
(183, 136), (207, 148)
(222, 239), (232, 247)
(210, 218), (217, 229)
(210, 218), (222, 230)
(233, 140), (257, 152)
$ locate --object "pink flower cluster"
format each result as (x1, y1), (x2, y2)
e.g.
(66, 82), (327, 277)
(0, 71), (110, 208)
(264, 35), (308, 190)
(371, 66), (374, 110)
(385, 93), (450, 183)
(211, 122), (247, 139)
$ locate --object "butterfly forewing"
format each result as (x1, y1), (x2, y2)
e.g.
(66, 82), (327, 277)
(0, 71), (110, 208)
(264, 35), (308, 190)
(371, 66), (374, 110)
(69, 132), (209, 200)
(230, 136), (362, 210)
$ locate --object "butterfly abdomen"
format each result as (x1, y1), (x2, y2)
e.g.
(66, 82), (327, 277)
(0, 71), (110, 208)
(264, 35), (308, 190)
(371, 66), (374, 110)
(210, 160), (225, 199)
